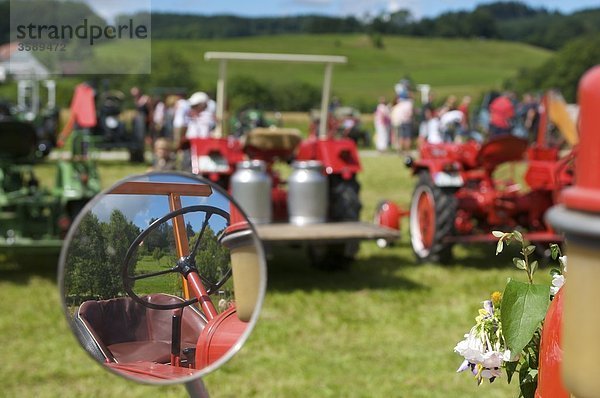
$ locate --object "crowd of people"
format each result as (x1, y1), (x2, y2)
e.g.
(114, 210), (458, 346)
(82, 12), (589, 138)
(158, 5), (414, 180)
(137, 82), (542, 169)
(129, 89), (218, 171)
(373, 82), (541, 153)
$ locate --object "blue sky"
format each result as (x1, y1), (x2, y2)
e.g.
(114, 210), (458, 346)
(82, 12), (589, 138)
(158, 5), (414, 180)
(84, 0), (600, 21)
(91, 174), (230, 234)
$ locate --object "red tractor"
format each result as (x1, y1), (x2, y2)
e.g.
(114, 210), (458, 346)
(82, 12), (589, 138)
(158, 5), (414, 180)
(189, 52), (396, 270)
(378, 91), (577, 262)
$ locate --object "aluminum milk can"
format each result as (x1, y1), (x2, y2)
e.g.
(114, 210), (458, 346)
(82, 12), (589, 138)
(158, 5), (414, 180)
(288, 160), (328, 225)
(231, 160), (272, 224)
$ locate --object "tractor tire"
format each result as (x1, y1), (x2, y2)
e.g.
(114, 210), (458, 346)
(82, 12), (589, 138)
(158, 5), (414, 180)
(307, 175), (362, 271)
(409, 172), (457, 263)
(329, 175), (362, 222)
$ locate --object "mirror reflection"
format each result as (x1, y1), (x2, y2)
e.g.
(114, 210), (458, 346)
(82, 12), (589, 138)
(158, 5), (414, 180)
(59, 173), (265, 383)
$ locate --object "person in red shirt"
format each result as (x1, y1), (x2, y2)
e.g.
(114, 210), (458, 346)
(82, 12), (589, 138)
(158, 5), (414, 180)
(489, 92), (515, 137)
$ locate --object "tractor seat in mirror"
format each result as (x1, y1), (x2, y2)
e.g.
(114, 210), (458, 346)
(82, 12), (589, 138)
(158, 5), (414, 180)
(75, 294), (207, 364)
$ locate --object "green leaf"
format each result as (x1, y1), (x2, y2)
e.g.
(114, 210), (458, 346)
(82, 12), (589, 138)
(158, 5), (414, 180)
(524, 245), (536, 256)
(513, 257), (527, 270)
(519, 366), (538, 398)
(496, 239), (504, 255)
(550, 243), (561, 260)
(549, 268), (561, 277)
(513, 230), (524, 243)
(492, 230), (505, 238)
(501, 280), (550, 359)
(530, 260), (538, 275)
(506, 360), (518, 384)
(528, 350), (538, 369)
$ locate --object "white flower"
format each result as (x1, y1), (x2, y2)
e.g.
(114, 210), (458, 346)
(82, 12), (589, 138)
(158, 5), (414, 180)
(454, 332), (485, 364)
(551, 274), (565, 295)
(482, 300), (494, 316)
(559, 255), (567, 273)
(481, 351), (503, 369)
(502, 349), (519, 362)
(480, 367), (502, 379)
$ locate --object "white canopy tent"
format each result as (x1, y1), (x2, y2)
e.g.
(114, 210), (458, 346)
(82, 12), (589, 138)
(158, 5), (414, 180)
(204, 52), (347, 138)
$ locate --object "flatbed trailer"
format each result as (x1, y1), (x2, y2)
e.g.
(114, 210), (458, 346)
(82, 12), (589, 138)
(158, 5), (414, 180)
(255, 221), (399, 245)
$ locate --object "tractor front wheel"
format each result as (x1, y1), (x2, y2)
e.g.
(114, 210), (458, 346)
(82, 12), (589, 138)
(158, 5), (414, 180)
(409, 172), (456, 263)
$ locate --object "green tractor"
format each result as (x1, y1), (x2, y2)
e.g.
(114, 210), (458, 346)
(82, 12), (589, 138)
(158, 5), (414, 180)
(0, 118), (100, 262)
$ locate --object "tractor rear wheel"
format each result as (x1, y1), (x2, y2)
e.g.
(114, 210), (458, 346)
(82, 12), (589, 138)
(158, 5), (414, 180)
(409, 172), (456, 263)
(307, 175), (362, 271)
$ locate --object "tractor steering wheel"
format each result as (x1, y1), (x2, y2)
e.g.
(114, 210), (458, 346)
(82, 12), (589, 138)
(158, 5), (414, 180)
(123, 205), (231, 311)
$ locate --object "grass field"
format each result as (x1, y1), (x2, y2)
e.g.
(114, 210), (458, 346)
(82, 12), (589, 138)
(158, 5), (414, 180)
(0, 152), (556, 397)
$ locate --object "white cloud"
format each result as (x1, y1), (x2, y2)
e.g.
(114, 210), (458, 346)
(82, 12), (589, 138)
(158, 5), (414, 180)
(73, 0), (150, 23)
(91, 194), (153, 228)
(387, 0), (422, 17)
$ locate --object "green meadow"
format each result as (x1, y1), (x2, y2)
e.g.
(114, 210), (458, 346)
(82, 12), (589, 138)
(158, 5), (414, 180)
(147, 34), (551, 105)
(0, 152), (554, 397)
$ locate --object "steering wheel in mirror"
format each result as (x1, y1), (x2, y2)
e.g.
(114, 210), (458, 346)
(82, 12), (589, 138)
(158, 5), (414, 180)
(122, 205), (231, 312)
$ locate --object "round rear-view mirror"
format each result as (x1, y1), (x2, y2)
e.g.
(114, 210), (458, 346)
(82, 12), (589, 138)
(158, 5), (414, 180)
(58, 172), (266, 395)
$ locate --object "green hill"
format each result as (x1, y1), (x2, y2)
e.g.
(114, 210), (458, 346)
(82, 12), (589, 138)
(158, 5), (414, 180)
(0, 34), (552, 111)
(145, 34), (551, 108)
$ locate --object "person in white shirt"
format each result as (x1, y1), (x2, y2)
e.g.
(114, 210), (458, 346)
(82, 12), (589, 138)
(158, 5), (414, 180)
(418, 107), (443, 145)
(439, 109), (465, 142)
(173, 95), (190, 146)
(373, 96), (391, 152)
(185, 92), (214, 140)
(390, 93), (414, 152)
(173, 91), (215, 170)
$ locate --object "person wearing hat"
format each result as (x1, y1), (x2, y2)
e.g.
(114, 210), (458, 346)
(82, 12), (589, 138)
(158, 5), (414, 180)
(174, 91), (216, 170)
(186, 91), (214, 140)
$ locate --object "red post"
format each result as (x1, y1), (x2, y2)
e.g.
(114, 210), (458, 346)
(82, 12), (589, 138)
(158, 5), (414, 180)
(560, 65), (600, 211)
(546, 65), (600, 397)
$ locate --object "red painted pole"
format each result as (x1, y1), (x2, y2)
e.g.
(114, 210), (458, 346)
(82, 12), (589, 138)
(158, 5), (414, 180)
(546, 65), (600, 397)
(187, 272), (218, 320)
(561, 65), (600, 212)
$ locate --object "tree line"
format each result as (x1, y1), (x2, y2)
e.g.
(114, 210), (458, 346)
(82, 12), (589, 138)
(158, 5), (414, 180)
(2, 1), (600, 51)
(64, 208), (231, 304)
(148, 2), (600, 51)
(64, 209), (141, 303)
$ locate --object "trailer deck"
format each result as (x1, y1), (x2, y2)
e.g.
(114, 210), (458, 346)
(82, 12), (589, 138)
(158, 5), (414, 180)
(255, 222), (399, 244)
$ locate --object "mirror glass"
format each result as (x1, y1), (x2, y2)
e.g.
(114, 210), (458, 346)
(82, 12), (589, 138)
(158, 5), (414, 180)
(58, 172), (266, 384)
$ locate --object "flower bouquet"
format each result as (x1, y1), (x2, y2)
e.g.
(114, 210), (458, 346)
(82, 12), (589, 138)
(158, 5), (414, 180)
(454, 231), (566, 397)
